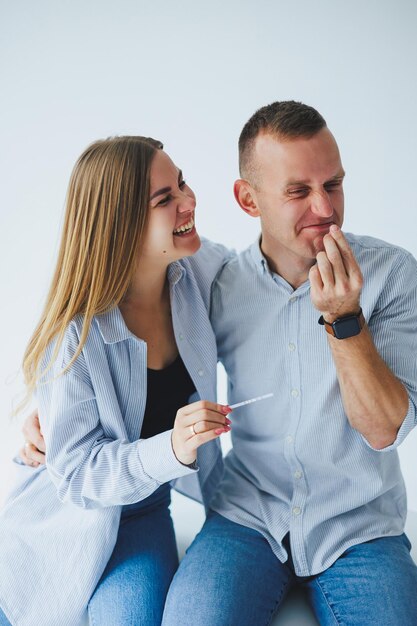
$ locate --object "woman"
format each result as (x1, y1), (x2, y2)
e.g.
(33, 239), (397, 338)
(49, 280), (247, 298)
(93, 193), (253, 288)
(0, 136), (232, 626)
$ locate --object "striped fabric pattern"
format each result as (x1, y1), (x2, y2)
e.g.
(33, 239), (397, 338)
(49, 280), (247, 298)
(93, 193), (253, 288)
(0, 238), (230, 626)
(210, 232), (417, 577)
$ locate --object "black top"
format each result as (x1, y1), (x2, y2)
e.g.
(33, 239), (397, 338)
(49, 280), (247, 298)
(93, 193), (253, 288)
(140, 354), (196, 439)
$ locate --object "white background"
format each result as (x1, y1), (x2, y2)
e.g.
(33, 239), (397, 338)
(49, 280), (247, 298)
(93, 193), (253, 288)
(1, 0), (416, 511)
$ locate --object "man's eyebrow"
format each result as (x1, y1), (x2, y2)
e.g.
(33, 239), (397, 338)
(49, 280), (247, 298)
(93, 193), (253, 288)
(285, 179), (310, 187)
(327, 170), (346, 181)
(285, 170), (346, 188)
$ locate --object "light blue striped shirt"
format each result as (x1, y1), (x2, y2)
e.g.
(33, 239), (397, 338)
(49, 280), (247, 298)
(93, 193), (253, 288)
(0, 239), (230, 626)
(210, 233), (417, 576)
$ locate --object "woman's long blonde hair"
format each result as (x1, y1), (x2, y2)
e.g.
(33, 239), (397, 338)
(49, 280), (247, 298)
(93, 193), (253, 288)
(23, 135), (163, 402)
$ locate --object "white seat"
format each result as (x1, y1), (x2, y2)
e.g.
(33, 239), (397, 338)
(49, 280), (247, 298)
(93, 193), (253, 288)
(171, 492), (417, 625)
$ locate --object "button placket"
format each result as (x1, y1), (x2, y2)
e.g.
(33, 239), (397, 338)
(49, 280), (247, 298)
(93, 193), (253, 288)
(285, 290), (309, 572)
(285, 294), (301, 466)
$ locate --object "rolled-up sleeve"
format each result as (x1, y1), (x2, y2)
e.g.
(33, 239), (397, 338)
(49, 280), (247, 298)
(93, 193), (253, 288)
(364, 250), (417, 451)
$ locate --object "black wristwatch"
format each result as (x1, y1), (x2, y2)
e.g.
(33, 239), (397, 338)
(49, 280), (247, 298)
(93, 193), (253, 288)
(318, 309), (365, 339)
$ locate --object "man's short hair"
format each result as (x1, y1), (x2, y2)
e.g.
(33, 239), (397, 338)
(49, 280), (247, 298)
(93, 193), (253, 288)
(238, 101), (327, 183)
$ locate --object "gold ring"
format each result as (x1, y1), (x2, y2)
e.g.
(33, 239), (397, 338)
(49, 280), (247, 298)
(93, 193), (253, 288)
(190, 423), (197, 436)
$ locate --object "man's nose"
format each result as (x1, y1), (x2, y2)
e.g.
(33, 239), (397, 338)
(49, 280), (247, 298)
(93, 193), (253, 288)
(310, 190), (333, 217)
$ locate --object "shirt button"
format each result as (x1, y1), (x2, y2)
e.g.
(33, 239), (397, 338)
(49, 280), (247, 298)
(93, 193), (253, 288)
(292, 506), (302, 516)
(179, 333), (184, 340)
(198, 369), (204, 377)
(289, 296), (297, 303)
(294, 470), (303, 479)
(286, 435), (293, 444)
(288, 343), (296, 351)
(291, 389), (299, 398)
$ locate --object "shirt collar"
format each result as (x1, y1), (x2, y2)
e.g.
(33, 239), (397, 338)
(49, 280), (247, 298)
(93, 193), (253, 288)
(249, 236), (272, 276)
(167, 260), (185, 285)
(95, 307), (134, 344)
(249, 236), (311, 295)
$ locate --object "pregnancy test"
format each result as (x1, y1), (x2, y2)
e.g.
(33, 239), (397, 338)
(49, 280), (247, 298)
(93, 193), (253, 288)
(229, 393), (274, 410)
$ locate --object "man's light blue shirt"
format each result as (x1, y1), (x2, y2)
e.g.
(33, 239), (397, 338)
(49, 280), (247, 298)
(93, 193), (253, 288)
(210, 233), (417, 576)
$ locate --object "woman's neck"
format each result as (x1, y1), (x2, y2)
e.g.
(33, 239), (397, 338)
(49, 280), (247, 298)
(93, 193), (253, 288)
(122, 257), (170, 310)
(119, 258), (178, 369)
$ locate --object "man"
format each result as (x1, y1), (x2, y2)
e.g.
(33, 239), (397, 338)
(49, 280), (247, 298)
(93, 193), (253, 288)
(161, 101), (417, 625)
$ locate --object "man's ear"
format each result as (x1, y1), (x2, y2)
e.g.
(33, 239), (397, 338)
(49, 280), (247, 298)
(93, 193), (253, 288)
(233, 179), (261, 218)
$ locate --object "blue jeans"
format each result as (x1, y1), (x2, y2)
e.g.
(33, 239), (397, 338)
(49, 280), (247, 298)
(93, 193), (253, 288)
(0, 485), (177, 626)
(88, 484), (178, 626)
(162, 511), (417, 626)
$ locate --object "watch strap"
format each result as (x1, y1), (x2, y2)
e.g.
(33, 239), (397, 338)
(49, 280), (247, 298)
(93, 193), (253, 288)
(318, 309), (365, 338)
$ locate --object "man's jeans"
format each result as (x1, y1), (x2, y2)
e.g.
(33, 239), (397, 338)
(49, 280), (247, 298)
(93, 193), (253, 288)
(162, 510), (417, 626)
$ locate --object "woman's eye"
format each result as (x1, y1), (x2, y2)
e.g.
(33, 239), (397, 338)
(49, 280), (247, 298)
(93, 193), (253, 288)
(155, 181), (188, 206)
(157, 195), (172, 206)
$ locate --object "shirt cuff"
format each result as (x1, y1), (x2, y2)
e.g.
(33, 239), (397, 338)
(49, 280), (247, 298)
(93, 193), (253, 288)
(137, 429), (198, 482)
(361, 396), (416, 452)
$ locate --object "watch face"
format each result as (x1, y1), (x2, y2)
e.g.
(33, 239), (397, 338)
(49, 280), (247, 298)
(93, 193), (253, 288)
(333, 316), (361, 339)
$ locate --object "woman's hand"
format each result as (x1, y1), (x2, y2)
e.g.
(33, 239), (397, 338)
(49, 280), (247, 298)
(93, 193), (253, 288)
(19, 409), (46, 467)
(171, 400), (232, 466)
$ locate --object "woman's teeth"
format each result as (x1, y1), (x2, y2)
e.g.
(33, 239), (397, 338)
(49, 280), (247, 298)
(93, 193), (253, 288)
(173, 217), (194, 235)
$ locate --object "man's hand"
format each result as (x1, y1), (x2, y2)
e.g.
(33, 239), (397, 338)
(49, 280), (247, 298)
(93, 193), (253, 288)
(20, 409), (46, 467)
(308, 225), (408, 449)
(309, 225), (363, 321)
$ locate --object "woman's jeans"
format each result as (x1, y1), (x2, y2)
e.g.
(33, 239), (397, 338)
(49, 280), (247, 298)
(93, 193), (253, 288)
(0, 485), (176, 626)
(162, 510), (417, 626)
(88, 484), (178, 626)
